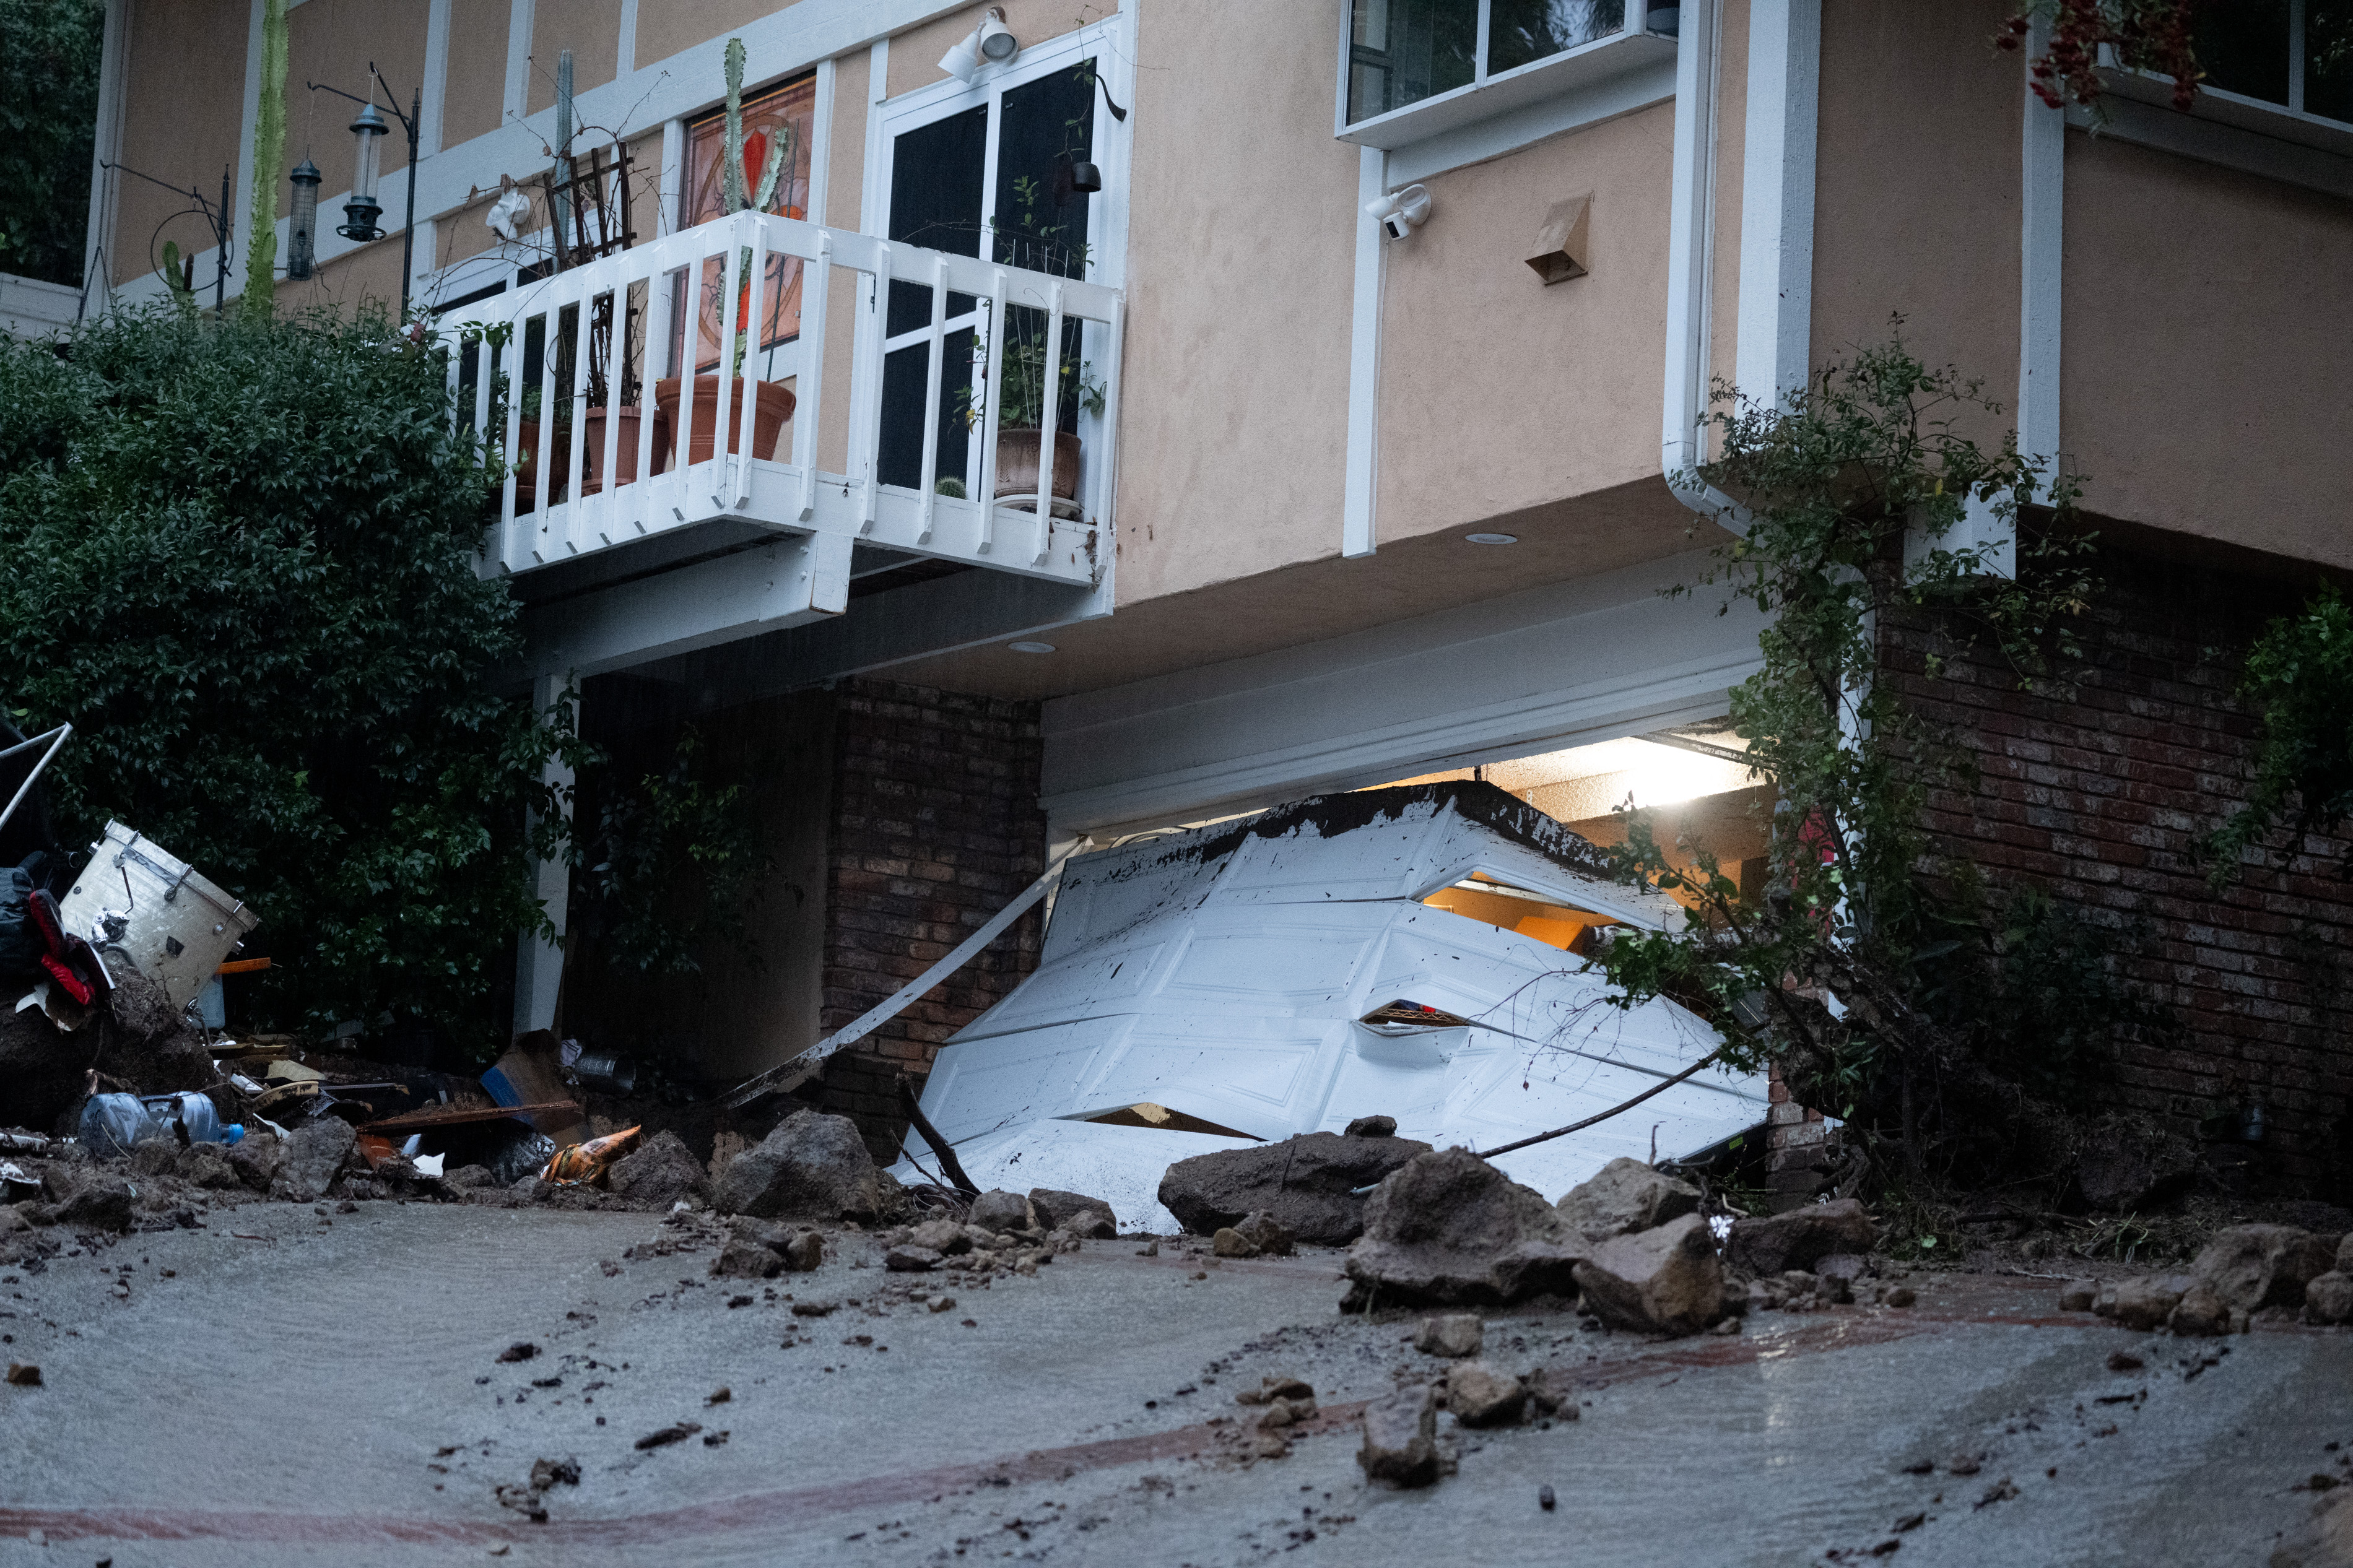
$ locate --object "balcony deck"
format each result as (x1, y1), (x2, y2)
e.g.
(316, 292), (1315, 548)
(448, 211), (1120, 675)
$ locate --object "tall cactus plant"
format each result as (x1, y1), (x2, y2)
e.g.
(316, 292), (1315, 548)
(241, 0), (289, 319)
(717, 37), (796, 374)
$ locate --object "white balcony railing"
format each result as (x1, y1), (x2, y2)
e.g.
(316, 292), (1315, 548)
(446, 210), (1120, 591)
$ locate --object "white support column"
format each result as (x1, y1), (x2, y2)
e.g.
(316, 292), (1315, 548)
(1342, 145), (1386, 558)
(2018, 18), (2064, 492)
(421, 0), (452, 156)
(807, 56), (835, 226)
(1734, 0), (1820, 414)
(513, 669), (576, 1038)
(82, 0), (133, 314)
(503, 0), (537, 128)
(615, 0), (638, 80)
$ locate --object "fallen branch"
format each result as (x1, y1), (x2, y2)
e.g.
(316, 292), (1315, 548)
(897, 1075), (980, 1197)
(1476, 1046), (1731, 1160)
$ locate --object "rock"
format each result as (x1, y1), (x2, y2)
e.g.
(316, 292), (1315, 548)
(1160, 1131), (1432, 1245)
(271, 1119), (357, 1202)
(1723, 1198), (1876, 1276)
(711, 1237), (785, 1280)
(969, 1189), (1036, 1234)
(2342, 1235), (2353, 1273)
(224, 1135), (282, 1193)
(1358, 1384), (1442, 1489)
(2058, 1279), (2099, 1312)
(607, 1130), (710, 1209)
(1051, 1207), (1116, 1241)
(1344, 1115), (1398, 1138)
(2303, 1272), (2353, 1325)
(445, 1164), (495, 1189)
(1212, 1211), (1294, 1259)
(885, 1245), (943, 1273)
(1446, 1362), (1526, 1428)
(53, 1176), (134, 1231)
(1814, 1253), (1869, 1285)
(1881, 1285), (1916, 1309)
(1415, 1313), (1484, 1358)
(173, 1141), (242, 1190)
(780, 1230), (825, 1271)
(1343, 1148), (1585, 1307)
(2103, 1274), (2188, 1332)
(2271, 1490), (2353, 1568)
(1029, 1188), (1116, 1232)
(2169, 1282), (2233, 1336)
(1554, 1158), (1702, 1242)
(908, 1217), (972, 1255)
(2193, 1224), (2338, 1313)
(1572, 1212), (1725, 1336)
(1522, 1366), (1581, 1419)
(715, 1110), (883, 1222)
(130, 1141), (178, 1178)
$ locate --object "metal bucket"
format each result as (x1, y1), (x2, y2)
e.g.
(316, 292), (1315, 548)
(572, 1050), (637, 1095)
(56, 822), (259, 1011)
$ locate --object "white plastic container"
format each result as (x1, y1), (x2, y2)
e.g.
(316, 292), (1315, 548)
(56, 822), (259, 1011)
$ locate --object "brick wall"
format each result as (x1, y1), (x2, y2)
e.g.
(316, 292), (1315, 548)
(1881, 538), (2353, 1199)
(813, 678), (1048, 1161)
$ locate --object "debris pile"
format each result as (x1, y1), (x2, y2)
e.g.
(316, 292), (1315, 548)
(875, 1184), (1120, 1277)
(2056, 1223), (2353, 1334)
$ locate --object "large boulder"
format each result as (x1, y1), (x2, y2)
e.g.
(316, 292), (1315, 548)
(1160, 1132), (1432, 1245)
(2192, 1224), (2338, 1313)
(1357, 1384), (1442, 1488)
(606, 1130), (710, 1210)
(2072, 1114), (2199, 1213)
(1572, 1211), (1725, 1336)
(271, 1118), (357, 1202)
(1029, 1187), (1116, 1232)
(1342, 1148), (1585, 1307)
(1555, 1158), (1701, 1242)
(2307, 1274), (2353, 1327)
(715, 1110), (884, 1221)
(1723, 1198), (1876, 1277)
(969, 1190), (1036, 1234)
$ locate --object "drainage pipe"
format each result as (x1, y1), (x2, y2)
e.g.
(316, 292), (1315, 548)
(1658, 0), (1753, 534)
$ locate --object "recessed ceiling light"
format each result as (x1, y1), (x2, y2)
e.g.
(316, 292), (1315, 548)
(1007, 640), (1056, 654)
(1465, 532), (1518, 545)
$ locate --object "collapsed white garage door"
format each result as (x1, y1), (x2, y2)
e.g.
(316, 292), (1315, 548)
(893, 782), (1769, 1231)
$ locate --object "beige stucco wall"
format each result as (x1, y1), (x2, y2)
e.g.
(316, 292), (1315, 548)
(441, 0), (511, 147)
(526, 0), (624, 116)
(272, 228), (407, 316)
(282, 0), (432, 224)
(1374, 102), (1678, 545)
(634, 0), (775, 70)
(2061, 132), (2353, 567)
(885, 0), (1114, 99)
(112, 0), (248, 287)
(1809, 0), (2019, 448)
(1107, 0), (1359, 604)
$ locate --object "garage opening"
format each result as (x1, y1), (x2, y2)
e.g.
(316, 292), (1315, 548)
(1378, 720), (1771, 950)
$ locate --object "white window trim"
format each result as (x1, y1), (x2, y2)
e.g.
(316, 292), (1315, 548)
(2074, 66), (2353, 203)
(1336, 1), (1679, 154)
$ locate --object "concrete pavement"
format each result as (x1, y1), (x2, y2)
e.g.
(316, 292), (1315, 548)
(2, 1202), (2348, 1567)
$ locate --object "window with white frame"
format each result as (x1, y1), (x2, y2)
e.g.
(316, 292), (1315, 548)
(1342, 0), (1680, 137)
(2193, 0), (2352, 126)
(867, 25), (1124, 502)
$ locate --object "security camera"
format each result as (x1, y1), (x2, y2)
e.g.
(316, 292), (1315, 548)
(1364, 183), (1432, 241)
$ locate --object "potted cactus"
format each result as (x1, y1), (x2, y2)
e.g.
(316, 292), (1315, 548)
(653, 37), (798, 472)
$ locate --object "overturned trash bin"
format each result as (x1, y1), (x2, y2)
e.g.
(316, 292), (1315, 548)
(56, 823), (258, 1011)
(890, 783), (1768, 1231)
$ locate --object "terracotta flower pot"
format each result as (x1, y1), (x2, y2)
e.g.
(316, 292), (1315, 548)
(651, 376), (796, 472)
(579, 405), (660, 496)
(994, 428), (1082, 503)
(510, 417), (540, 512)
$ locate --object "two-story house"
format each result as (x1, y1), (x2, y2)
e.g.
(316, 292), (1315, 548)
(79, 0), (2353, 1197)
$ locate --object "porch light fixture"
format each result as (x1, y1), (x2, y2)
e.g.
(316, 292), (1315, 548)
(340, 102), (390, 241)
(1365, 183), (1432, 241)
(286, 157), (321, 279)
(1006, 640), (1057, 654)
(940, 7), (1018, 84)
(1465, 532), (1517, 545)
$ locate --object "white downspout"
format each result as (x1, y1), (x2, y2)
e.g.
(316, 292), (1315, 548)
(1659, 0), (1752, 532)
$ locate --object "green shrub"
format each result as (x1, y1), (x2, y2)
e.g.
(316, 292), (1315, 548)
(0, 306), (580, 1054)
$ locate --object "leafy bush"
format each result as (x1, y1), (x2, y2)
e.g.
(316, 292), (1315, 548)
(2208, 584), (2353, 882)
(0, 306), (579, 1053)
(0, 0), (103, 287)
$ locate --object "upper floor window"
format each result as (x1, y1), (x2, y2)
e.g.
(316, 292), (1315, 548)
(1348, 0), (1674, 123)
(2193, 0), (2352, 125)
(679, 73), (816, 371)
(1341, 0), (1679, 147)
